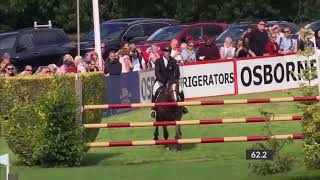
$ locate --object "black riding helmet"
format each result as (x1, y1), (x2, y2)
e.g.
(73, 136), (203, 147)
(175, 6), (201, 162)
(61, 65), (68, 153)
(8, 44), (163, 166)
(162, 45), (172, 52)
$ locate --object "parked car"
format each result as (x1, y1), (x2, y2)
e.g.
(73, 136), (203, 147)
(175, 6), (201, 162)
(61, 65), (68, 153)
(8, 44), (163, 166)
(304, 20), (320, 32)
(0, 26), (76, 71)
(216, 20), (300, 48)
(136, 22), (229, 60)
(80, 18), (179, 58)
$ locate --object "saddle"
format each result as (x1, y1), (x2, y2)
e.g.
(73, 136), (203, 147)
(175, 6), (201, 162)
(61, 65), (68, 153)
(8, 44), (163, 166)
(155, 86), (166, 102)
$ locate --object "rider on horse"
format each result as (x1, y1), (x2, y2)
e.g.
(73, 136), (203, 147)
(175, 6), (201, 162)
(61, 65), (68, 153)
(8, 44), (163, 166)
(149, 45), (188, 119)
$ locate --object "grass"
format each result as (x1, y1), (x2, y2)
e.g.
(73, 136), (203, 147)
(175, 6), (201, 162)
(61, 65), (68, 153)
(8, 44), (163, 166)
(1, 89), (320, 180)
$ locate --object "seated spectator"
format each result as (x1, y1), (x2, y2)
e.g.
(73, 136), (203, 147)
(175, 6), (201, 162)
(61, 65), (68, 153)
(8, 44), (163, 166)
(35, 66), (50, 76)
(63, 54), (74, 62)
(130, 49), (146, 71)
(74, 55), (88, 73)
(178, 43), (187, 63)
(4, 64), (16, 77)
(90, 52), (100, 69)
(120, 55), (133, 73)
(197, 37), (220, 60)
(181, 41), (196, 62)
(279, 27), (297, 54)
(248, 21), (269, 56)
(88, 63), (100, 72)
(147, 44), (160, 68)
(104, 51), (122, 75)
(170, 39), (182, 61)
(297, 29), (315, 51)
(0, 52), (11, 72)
(57, 59), (77, 74)
(19, 65), (33, 76)
(315, 29), (320, 49)
(48, 64), (58, 74)
(271, 24), (284, 44)
(220, 37), (235, 59)
(264, 32), (280, 56)
(235, 39), (253, 58)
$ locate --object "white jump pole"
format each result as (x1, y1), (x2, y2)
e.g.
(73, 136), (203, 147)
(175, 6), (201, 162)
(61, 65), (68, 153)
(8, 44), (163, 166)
(92, 0), (103, 70)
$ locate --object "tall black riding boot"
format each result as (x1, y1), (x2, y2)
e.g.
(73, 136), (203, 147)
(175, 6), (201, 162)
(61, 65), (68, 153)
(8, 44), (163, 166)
(179, 91), (188, 114)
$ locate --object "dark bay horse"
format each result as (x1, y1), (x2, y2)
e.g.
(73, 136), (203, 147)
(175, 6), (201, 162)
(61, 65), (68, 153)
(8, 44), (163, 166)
(153, 82), (183, 151)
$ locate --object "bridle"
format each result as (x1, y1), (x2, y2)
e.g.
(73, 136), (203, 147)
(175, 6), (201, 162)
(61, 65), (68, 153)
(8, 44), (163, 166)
(166, 83), (180, 102)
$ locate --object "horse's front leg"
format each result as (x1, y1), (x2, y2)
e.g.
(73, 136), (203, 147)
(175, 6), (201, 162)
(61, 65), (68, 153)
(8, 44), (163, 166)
(163, 126), (169, 150)
(153, 126), (159, 140)
(175, 124), (182, 151)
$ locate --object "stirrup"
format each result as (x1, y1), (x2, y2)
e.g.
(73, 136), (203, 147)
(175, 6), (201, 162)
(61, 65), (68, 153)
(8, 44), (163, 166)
(149, 110), (157, 119)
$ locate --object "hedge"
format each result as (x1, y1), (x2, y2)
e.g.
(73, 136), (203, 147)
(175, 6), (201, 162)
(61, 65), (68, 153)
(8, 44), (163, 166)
(0, 73), (104, 166)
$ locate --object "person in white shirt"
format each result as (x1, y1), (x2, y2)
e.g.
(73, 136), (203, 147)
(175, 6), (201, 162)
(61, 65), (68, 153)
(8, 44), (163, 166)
(130, 49), (146, 71)
(170, 39), (182, 62)
(220, 37), (235, 59)
(279, 27), (297, 55)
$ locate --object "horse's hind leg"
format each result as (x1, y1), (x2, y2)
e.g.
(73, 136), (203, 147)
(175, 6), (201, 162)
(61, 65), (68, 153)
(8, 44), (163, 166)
(175, 125), (182, 151)
(163, 126), (169, 150)
(154, 126), (159, 140)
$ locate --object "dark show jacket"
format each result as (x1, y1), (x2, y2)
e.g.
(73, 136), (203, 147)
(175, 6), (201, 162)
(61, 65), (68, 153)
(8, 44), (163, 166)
(155, 56), (180, 84)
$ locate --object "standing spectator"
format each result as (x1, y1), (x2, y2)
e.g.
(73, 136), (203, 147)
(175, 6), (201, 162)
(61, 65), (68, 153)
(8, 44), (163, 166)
(117, 42), (130, 57)
(170, 39), (182, 61)
(181, 41), (196, 62)
(264, 32), (280, 56)
(131, 49), (146, 71)
(4, 64), (16, 77)
(48, 64), (58, 74)
(279, 27), (297, 54)
(220, 37), (235, 59)
(104, 51), (122, 75)
(120, 55), (133, 73)
(19, 65), (33, 76)
(271, 24), (284, 44)
(147, 44), (160, 68)
(242, 26), (253, 49)
(248, 21), (269, 57)
(315, 29), (320, 49)
(74, 55), (88, 73)
(0, 52), (11, 72)
(197, 37), (220, 60)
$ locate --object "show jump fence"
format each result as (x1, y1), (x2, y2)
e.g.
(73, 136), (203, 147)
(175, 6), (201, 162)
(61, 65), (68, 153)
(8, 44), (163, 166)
(83, 96), (320, 110)
(82, 96), (316, 148)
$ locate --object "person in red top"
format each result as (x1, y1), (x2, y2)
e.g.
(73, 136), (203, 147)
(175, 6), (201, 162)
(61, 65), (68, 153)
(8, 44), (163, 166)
(264, 32), (280, 56)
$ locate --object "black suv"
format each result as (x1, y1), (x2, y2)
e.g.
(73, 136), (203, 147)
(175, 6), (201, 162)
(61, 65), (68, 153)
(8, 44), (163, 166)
(216, 20), (300, 48)
(80, 18), (179, 57)
(0, 26), (76, 71)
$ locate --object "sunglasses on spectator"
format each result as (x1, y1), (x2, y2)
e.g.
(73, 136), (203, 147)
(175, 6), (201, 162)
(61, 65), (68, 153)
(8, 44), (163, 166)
(6, 67), (14, 71)
(189, 44), (194, 47)
(284, 31), (290, 33)
(26, 69), (32, 71)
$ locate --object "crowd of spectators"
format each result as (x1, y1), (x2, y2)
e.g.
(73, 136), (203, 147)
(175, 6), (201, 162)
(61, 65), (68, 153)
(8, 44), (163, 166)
(0, 51), (100, 77)
(1, 20), (320, 78)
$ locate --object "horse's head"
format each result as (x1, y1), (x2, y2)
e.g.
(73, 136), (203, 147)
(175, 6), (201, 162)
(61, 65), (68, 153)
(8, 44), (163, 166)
(165, 81), (180, 102)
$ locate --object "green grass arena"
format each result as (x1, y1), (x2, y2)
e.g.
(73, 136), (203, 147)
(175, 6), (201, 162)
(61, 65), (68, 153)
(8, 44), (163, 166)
(1, 89), (320, 180)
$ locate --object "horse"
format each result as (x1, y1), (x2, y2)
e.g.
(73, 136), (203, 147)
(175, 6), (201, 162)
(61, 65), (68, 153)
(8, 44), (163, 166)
(153, 81), (183, 151)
